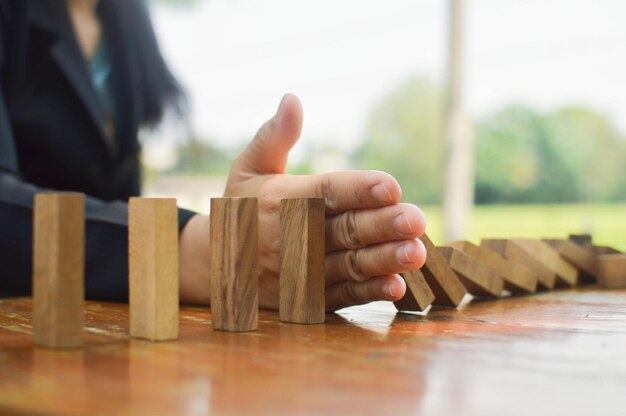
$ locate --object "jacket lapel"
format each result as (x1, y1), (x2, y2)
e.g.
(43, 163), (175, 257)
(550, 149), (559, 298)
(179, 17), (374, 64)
(30, 0), (115, 156)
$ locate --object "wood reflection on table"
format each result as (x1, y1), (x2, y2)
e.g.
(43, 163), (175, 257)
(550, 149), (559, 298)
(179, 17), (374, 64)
(1, 287), (626, 415)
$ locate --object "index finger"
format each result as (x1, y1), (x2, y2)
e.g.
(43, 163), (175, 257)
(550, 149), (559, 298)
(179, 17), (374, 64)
(287, 170), (403, 214)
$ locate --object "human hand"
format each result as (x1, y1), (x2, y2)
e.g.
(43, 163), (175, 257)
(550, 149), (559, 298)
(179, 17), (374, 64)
(224, 94), (427, 311)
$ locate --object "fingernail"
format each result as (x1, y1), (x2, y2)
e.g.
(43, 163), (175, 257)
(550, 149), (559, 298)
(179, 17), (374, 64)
(371, 183), (392, 203)
(396, 241), (420, 264)
(383, 283), (396, 298)
(393, 213), (413, 235)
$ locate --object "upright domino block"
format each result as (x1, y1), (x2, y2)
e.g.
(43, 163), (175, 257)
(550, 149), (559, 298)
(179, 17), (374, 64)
(447, 241), (537, 294)
(33, 193), (85, 349)
(394, 269), (435, 312)
(420, 235), (467, 307)
(129, 198), (179, 341)
(209, 198), (259, 332)
(437, 246), (504, 297)
(510, 239), (578, 287)
(280, 198), (325, 324)
(481, 239), (557, 290)
(569, 234), (592, 247)
(596, 254), (626, 287)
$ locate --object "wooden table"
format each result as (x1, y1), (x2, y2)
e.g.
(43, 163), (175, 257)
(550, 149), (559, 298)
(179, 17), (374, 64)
(1, 288), (625, 415)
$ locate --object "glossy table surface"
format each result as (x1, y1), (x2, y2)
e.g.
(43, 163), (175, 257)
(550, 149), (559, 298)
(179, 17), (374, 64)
(1, 287), (625, 415)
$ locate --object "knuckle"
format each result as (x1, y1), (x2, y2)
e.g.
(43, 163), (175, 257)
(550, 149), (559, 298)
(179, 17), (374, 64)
(343, 250), (367, 282)
(315, 176), (339, 211)
(339, 283), (362, 305)
(335, 210), (362, 249)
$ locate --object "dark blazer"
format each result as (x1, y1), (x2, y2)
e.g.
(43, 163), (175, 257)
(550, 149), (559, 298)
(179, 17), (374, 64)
(0, 0), (195, 300)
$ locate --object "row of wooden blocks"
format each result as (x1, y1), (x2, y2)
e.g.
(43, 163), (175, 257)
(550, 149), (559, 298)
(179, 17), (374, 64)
(395, 234), (626, 312)
(32, 194), (327, 349)
(31, 193), (626, 348)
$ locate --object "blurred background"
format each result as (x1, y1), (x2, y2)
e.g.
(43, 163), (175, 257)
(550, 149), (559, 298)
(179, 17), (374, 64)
(142, 0), (626, 249)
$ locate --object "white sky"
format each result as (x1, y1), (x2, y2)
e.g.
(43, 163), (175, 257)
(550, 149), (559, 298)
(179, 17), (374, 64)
(150, 0), (626, 155)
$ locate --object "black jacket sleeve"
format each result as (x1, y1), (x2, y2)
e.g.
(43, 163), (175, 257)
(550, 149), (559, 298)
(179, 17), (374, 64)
(0, 13), (197, 300)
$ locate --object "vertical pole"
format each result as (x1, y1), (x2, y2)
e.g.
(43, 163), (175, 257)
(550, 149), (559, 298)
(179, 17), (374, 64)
(442, 0), (474, 242)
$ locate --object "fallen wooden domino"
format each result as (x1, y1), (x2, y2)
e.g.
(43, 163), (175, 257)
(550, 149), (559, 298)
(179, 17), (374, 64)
(209, 197), (259, 332)
(129, 198), (179, 341)
(543, 239), (597, 283)
(419, 235), (467, 307)
(280, 198), (325, 324)
(33, 193), (85, 349)
(447, 240), (537, 294)
(591, 246), (622, 256)
(481, 239), (557, 290)
(437, 246), (504, 298)
(394, 269), (435, 312)
(596, 254), (626, 287)
(509, 239), (578, 287)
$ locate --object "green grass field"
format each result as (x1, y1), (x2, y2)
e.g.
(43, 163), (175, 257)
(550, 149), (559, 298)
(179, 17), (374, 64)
(420, 204), (626, 251)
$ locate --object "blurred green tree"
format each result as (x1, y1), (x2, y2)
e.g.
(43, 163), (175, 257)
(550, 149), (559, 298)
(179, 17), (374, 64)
(353, 76), (444, 205)
(168, 137), (231, 176)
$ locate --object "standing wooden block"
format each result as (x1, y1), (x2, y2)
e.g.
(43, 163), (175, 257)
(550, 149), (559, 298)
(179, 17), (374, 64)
(569, 234), (592, 247)
(129, 198), (179, 341)
(481, 239), (557, 290)
(447, 241), (537, 294)
(280, 198), (325, 324)
(209, 198), (259, 332)
(394, 269), (435, 312)
(510, 239), (578, 287)
(596, 254), (626, 287)
(419, 234), (467, 307)
(437, 247), (504, 297)
(33, 193), (85, 349)
(542, 239), (597, 282)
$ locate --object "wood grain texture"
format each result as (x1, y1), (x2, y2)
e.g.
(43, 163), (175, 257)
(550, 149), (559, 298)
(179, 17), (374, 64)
(437, 246), (504, 297)
(280, 198), (325, 324)
(510, 239), (579, 287)
(3, 288), (626, 415)
(596, 254), (626, 287)
(209, 198), (259, 332)
(33, 193), (85, 349)
(419, 234), (467, 307)
(129, 198), (179, 341)
(481, 239), (557, 290)
(394, 269), (435, 312)
(447, 240), (537, 294)
(543, 239), (597, 282)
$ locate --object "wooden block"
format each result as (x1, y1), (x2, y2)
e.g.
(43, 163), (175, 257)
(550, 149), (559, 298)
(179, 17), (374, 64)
(419, 234), (467, 307)
(510, 239), (578, 287)
(542, 239), (597, 281)
(394, 269), (435, 312)
(569, 234), (592, 247)
(447, 241), (534, 294)
(437, 246), (504, 297)
(129, 198), (179, 341)
(592, 245), (622, 256)
(596, 254), (626, 287)
(280, 199), (325, 324)
(447, 241), (537, 294)
(33, 193), (85, 349)
(209, 197), (259, 332)
(481, 239), (557, 290)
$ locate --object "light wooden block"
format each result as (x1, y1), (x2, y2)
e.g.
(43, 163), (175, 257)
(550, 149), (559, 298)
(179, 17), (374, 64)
(543, 239), (597, 282)
(394, 269), (435, 312)
(209, 197), (259, 332)
(510, 239), (579, 287)
(447, 241), (537, 294)
(437, 246), (504, 297)
(129, 198), (179, 341)
(33, 193), (85, 349)
(596, 254), (626, 287)
(481, 239), (557, 290)
(280, 198), (325, 324)
(419, 234), (467, 307)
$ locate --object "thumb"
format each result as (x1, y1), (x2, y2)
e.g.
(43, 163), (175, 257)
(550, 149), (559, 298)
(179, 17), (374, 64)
(234, 93), (303, 176)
